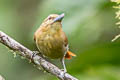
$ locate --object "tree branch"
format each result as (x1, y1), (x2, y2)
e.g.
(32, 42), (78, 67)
(0, 31), (78, 80)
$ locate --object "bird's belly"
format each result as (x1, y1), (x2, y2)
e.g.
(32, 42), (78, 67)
(36, 37), (65, 59)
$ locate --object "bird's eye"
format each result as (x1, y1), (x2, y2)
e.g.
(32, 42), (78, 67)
(48, 17), (52, 20)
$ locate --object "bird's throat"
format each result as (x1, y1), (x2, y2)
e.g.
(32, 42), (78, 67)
(51, 22), (62, 32)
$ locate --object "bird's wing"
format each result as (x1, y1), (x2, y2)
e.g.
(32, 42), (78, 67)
(61, 31), (68, 47)
(61, 31), (76, 59)
(33, 26), (44, 42)
(62, 32), (76, 59)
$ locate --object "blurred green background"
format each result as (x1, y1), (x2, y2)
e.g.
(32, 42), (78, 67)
(0, 0), (120, 80)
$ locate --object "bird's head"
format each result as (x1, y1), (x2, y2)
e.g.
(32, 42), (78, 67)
(41, 13), (64, 29)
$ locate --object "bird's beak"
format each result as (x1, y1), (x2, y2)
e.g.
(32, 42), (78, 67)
(53, 13), (65, 23)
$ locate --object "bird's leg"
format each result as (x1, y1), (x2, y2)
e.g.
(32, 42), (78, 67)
(60, 57), (67, 73)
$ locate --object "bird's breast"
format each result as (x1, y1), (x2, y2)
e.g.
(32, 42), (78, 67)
(36, 32), (66, 59)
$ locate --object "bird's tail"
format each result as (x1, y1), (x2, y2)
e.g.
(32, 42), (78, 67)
(65, 51), (76, 59)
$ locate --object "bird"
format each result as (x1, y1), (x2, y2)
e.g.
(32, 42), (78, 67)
(34, 13), (76, 72)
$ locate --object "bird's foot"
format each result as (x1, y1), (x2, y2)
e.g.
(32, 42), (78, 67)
(32, 51), (39, 58)
(32, 51), (44, 59)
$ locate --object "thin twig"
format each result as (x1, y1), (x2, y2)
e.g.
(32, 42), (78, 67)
(0, 31), (78, 80)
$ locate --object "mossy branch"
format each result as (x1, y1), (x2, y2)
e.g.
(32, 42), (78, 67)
(0, 31), (78, 80)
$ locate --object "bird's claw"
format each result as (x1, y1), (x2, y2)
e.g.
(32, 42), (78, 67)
(32, 51), (39, 58)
